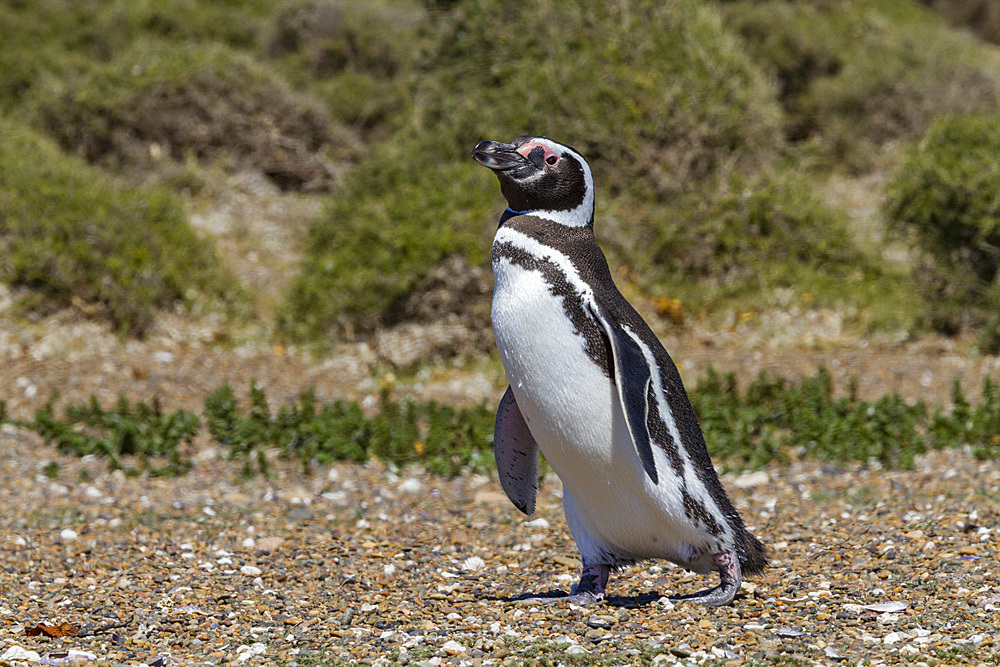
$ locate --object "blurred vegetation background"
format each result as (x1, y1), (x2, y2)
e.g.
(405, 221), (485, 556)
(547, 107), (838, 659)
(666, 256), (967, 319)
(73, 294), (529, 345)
(3, 0), (1000, 352)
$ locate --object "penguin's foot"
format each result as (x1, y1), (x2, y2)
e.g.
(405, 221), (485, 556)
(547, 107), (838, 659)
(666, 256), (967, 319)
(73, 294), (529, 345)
(514, 563), (609, 605)
(670, 550), (742, 607)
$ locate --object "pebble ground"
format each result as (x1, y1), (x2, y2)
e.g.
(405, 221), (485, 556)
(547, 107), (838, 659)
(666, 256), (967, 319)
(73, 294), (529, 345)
(1, 422), (998, 667)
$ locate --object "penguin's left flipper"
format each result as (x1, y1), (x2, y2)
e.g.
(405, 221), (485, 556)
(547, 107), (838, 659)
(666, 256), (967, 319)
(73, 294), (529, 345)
(588, 301), (659, 485)
(494, 386), (539, 515)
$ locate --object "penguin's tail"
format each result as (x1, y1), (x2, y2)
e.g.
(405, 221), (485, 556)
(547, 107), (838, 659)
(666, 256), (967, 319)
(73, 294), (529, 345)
(738, 528), (768, 577)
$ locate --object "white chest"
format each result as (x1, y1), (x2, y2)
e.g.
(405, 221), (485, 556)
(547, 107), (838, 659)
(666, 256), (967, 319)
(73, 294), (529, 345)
(491, 256), (613, 459)
(491, 254), (721, 567)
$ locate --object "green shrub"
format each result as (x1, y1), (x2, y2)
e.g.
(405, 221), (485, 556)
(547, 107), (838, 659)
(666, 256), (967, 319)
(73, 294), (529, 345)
(417, 0), (781, 200)
(264, 0), (428, 138)
(618, 167), (915, 326)
(723, 0), (1000, 171)
(884, 112), (1000, 346)
(284, 0), (783, 338)
(29, 39), (344, 191)
(0, 0), (275, 112)
(920, 0), (1000, 45)
(281, 147), (497, 338)
(639, 170), (859, 297)
(265, 1), (422, 80)
(0, 119), (233, 334)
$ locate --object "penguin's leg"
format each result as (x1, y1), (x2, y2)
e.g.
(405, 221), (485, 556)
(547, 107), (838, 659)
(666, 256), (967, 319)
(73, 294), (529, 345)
(670, 550), (742, 607)
(566, 562), (610, 604)
(513, 488), (609, 604)
(514, 562), (610, 604)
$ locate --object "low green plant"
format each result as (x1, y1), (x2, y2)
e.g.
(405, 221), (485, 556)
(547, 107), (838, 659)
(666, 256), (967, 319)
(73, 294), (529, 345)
(929, 378), (1000, 460)
(696, 367), (1000, 469)
(693, 367), (931, 469)
(10, 369), (1000, 478)
(204, 382), (496, 477)
(23, 394), (200, 477)
(42, 461), (61, 479)
(0, 118), (234, 334)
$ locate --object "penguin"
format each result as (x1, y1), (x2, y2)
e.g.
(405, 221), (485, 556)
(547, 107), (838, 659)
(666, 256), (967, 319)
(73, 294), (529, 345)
(472, 136), (766, 606)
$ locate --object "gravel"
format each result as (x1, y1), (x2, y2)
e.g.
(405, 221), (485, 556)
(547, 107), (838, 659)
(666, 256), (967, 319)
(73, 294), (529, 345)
(3, 218), (1000, 665)
(1, 421), (998, 666)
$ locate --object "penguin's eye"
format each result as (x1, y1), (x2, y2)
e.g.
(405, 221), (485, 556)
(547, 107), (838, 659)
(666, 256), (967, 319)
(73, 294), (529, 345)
(546, 155), (558, 166)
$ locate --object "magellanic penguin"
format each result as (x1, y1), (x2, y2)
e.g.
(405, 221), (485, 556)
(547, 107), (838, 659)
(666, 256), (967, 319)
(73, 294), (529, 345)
(472, 136), (766, 606)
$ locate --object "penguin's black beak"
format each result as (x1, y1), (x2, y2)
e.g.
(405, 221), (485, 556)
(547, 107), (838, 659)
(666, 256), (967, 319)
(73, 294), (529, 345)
(472, 140), (527, 172)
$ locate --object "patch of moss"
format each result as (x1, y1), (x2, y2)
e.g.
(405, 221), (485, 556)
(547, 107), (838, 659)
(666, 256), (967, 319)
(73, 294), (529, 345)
(884, 112), (1000, 348)
(0, 118), (234, 334)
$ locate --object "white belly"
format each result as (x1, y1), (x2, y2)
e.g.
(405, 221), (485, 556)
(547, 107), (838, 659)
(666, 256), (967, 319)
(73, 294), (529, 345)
(492, 258), (712, 567)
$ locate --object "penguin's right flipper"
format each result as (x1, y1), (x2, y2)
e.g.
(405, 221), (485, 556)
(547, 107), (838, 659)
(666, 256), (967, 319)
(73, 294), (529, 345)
(494, 386), (539, 515)
(588, 301), (659, 485)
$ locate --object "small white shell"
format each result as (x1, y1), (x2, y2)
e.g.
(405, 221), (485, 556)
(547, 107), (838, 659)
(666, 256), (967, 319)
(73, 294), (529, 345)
(461, 556), (486, 572)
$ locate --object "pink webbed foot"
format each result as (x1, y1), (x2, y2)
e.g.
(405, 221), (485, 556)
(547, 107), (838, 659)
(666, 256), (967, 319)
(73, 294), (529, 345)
(670, 550), (742, 607)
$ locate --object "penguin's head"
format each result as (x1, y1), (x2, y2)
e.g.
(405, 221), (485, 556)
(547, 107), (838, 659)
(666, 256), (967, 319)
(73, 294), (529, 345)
(472, 136), (594, 227)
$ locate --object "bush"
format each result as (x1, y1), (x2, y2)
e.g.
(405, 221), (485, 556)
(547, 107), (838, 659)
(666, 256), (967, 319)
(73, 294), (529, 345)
(0, 0), (274, 112)
(884, 112), (1000, 346)
(723, 0), (1000, 171)
(0, 118), (233, 334)
(416, 0), (781, 201)
(647, 170), (856, 285)
(624, 168), (910, 321)
(281, 146), (497, 338)
(920, 0), (1000, 45)
(266, 0), (421, 80)
(284, 0), (784, 338)
(29, 39), (345, 191)
(264, 0), (427, 137)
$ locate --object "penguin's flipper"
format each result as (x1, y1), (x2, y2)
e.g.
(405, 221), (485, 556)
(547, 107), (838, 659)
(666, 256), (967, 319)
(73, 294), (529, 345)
(588, 302), (659, 485)
(494, 386), (539, 515)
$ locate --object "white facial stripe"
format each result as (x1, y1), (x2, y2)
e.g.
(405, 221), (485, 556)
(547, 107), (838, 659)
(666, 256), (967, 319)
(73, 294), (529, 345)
(494, 226), (594, 301)
(521, 138), (594, 228)
(619, 323), (731, 535)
